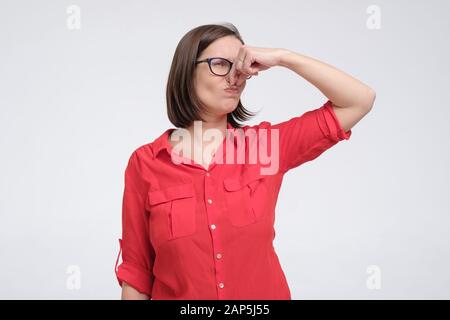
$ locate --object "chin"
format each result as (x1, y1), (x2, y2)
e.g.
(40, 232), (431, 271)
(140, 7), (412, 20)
(222, 101), (239, 113)
(206, 101), (239, 117)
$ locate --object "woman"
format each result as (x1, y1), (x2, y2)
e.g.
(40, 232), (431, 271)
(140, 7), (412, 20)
(115, 23), (376, 300)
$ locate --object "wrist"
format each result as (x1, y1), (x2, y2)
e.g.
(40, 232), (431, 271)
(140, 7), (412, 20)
(277, 49), (295, 67)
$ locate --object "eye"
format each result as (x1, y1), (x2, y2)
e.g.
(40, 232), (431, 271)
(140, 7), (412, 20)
(212, 60), (227, 67)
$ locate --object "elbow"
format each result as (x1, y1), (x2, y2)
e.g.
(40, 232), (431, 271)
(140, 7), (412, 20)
(365, 87), (376, 112)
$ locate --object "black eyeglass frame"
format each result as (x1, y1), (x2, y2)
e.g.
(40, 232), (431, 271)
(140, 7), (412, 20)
(195, 57), (252, 79)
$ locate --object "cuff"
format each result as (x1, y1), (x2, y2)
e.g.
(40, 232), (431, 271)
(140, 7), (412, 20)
(116, 261), (154, 297)
(318, 100), (352, 141)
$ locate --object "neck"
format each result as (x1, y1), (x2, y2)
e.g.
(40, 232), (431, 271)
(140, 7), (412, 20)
(187, 116), (228, 146)
(168, 115), (229, 162)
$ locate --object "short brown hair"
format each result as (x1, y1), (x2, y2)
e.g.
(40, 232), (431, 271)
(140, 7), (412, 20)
(166, 23), (257, 128)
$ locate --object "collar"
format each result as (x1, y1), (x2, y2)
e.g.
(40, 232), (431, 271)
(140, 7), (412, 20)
(152, 121), (236, 160)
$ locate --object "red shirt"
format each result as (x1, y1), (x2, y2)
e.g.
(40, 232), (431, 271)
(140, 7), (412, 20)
(115, 100), (352, 299)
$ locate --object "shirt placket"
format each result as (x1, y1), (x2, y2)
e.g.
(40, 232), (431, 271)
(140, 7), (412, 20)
(170, 128), (234, 299)
(204, 166), (227, 299)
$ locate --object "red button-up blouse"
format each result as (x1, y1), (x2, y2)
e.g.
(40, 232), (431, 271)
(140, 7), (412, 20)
(115, 100), (352, 299)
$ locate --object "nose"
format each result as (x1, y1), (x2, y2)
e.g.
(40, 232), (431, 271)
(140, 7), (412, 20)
(226, 70), (245, 87)
(225, 71), (234, 85)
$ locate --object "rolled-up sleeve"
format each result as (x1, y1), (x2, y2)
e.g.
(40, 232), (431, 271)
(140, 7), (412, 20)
(273, 100), (352, 173)
(115, 151), (155, 297)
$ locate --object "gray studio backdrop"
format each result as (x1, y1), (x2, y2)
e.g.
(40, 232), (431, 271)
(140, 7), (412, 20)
(1, 0), (449, 299)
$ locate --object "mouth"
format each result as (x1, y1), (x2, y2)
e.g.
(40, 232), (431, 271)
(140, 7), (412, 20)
(224, 87), (240, 94)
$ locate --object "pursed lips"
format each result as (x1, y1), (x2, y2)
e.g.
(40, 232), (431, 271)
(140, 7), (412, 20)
(224, 87), (240, 94)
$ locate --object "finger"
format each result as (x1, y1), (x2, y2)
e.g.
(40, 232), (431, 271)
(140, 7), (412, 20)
(228, 62), (236, 85)
(236, 72), (248, 87)
(230, 53), (244, 85)
(236, 51), (247, 74)
(243, 55), (256, 76)
(230, 47), (247, 85)
(237, 54), (253, 86)
(230, 67), (243, 86)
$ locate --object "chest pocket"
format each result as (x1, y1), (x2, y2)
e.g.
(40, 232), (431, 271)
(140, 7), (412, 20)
(146, 183), (196, 249)
(223, 171), (268, 227)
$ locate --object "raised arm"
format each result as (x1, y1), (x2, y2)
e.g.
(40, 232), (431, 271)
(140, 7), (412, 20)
(229, 46), (376, 132)
(278, 50), (376, 132)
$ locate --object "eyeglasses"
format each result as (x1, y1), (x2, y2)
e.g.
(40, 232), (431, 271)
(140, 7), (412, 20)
(195, 57), (252, 79)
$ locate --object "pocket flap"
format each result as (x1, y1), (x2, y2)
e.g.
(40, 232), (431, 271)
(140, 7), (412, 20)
(223, 171), (265, 192)
(147, 183), (194, 206)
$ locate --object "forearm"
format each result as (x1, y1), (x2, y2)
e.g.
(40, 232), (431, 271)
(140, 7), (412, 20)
(121, 281), (150, 300)
(278, 50), (375, 109)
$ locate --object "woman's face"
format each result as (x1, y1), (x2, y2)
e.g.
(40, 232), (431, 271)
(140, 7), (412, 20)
(193, 35), (247, 119)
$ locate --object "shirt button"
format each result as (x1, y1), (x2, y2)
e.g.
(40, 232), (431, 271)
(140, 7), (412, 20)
(207, 199), (213, 204)
(210, 224), (216, 230)
(218, 282), (224, 289)
(216, 253), (222, 260)
(206, 172), (210, 177)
